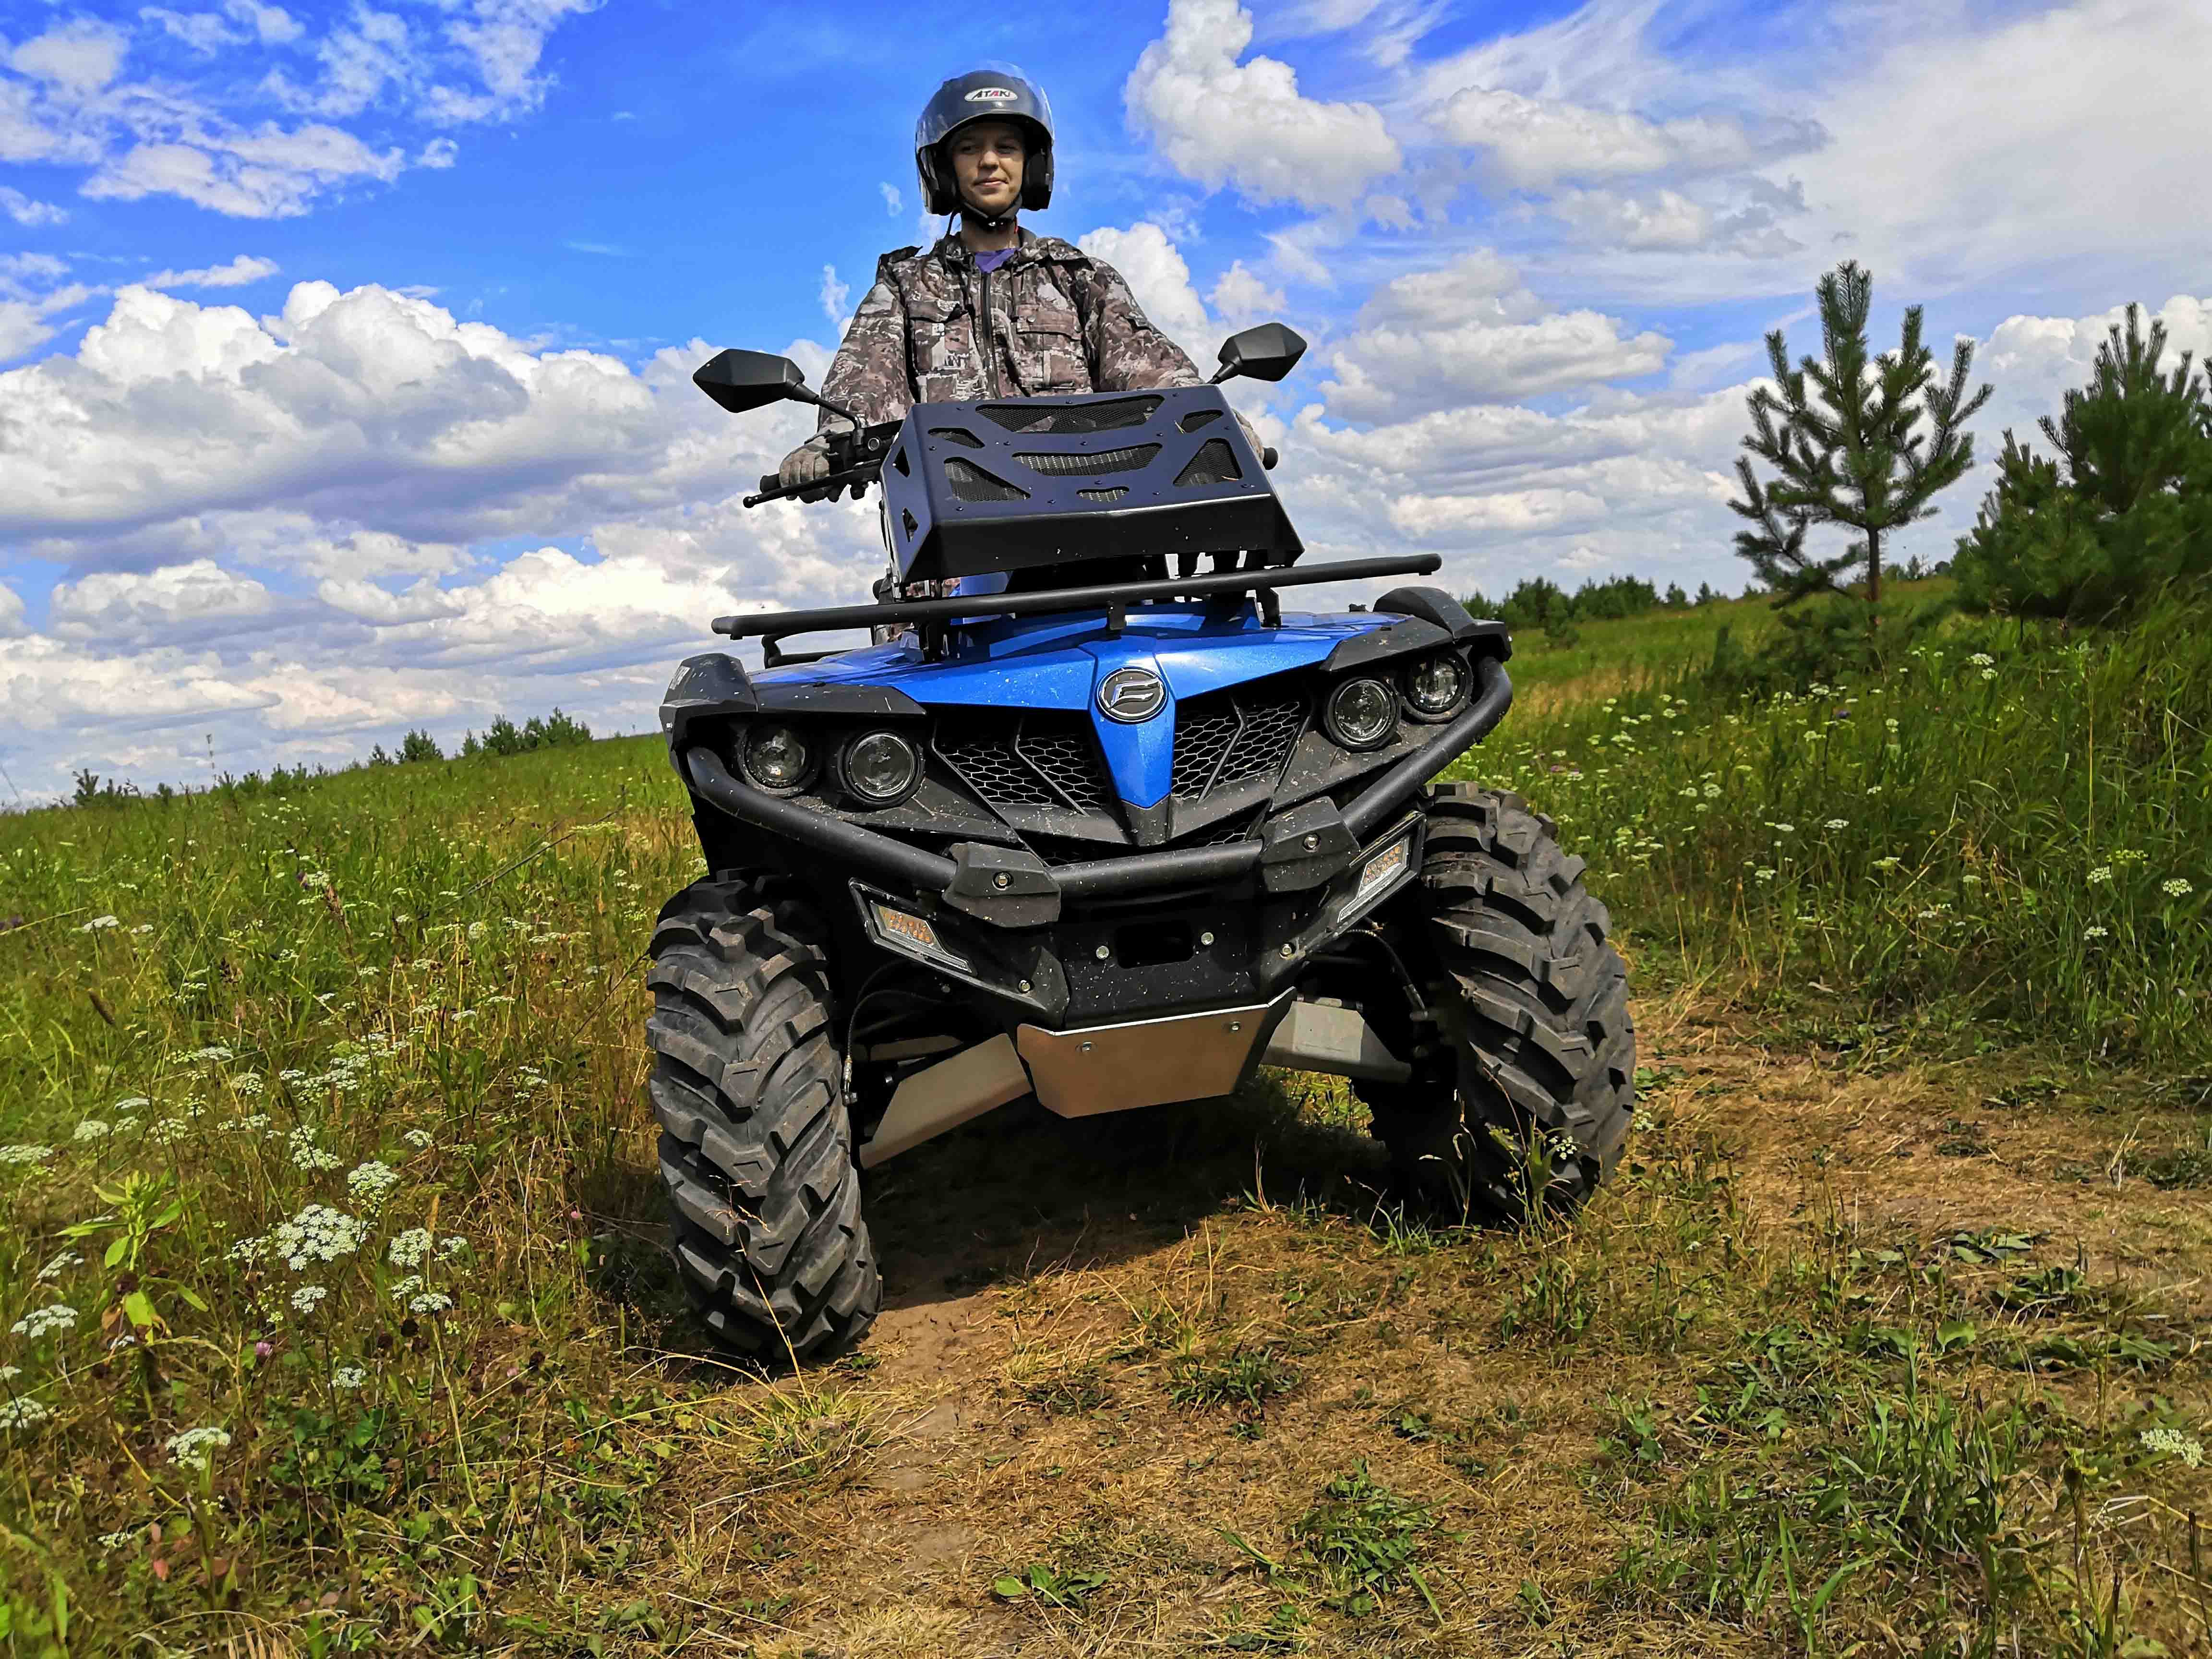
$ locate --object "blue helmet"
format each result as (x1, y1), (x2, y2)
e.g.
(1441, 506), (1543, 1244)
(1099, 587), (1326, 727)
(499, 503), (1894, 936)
(915, 67), (1054, 216)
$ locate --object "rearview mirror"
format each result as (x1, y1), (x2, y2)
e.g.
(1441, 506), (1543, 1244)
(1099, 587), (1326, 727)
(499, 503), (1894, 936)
(1212, 322), (1307, 385)
(693, 349), (817, 415)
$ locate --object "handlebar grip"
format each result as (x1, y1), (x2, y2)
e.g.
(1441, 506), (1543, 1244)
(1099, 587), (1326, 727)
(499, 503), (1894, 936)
(758, 474), (779, 494)
(1262, 446), (1279, 470)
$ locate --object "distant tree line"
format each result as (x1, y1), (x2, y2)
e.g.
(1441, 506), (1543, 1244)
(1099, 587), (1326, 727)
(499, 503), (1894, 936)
(67, 709), (594, 810)
(1458, 574), (1739, 647)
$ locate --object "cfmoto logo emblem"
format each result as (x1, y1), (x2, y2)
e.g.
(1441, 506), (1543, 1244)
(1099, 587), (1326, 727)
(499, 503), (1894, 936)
(1097, 667), (1166, 723)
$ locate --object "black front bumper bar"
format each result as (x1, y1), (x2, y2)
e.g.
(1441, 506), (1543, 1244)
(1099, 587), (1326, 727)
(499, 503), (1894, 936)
(683, 655), (1511, 922)
(711, 553), (1444, 647)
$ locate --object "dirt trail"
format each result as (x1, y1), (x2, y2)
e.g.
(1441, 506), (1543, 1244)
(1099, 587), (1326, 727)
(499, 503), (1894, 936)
(698, 991), (2212, 1657)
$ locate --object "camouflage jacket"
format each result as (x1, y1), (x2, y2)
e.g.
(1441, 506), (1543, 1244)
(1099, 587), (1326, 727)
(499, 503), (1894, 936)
(816, 230), (1202, 434)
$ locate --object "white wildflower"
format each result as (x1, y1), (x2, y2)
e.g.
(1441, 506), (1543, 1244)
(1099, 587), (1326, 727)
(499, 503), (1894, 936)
(291, 1285), (329, 1315)
(288, 1128), (343, 1173)
(2087, 866), (2114, 886)
(77, 915), (120, 933)
(1824, 819), (1849, 831)
(97, 1529), (138, 1551)
(11, 1305), (79, 1340)
(2141, 1427), (2204, 1467)
(2084, 926), (2109, 940)
(231, 1073), (264, 1097)
(1754, 868), (1777, 884)
(0, 1398), (52, 1430)
(166, 1426), (231, 1473)
(229, 1205), (368, 1273)
(466, 921), (486, 940)
(72, 1120), (111, 1142)
(435, 1235), (467, 1261)
(332, 1364), (367, 1390)
(388, 1228), (433, 1269)
(112, 1096), (150, 1114)
(408, 1290), (454, 1315)
(346, 1160), (399, 1205)
(36, 1251), (81, 1282)
(149, 1118), (192, 1146)
(2164, 878), (2194, 898)
(1968, 653), (1994, 667)
(402, 1129), (434, 1150)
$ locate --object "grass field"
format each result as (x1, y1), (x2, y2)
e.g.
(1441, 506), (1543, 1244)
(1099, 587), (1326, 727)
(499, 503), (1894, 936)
(3, 588), (2210, 1656)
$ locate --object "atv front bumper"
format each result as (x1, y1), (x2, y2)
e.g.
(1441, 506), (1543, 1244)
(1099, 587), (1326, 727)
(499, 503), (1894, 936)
(681, 653), (1511, 934)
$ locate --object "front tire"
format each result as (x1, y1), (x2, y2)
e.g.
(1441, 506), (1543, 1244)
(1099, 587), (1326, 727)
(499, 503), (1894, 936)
(1362, 784), (1635, 1217)
(646, 877), (880, 1360)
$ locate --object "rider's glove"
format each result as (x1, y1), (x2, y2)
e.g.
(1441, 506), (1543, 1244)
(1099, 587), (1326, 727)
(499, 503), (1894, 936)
(778, 436), (834, 502)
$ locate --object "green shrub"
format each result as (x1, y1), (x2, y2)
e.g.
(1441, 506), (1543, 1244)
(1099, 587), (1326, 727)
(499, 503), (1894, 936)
(1955, 304), (2212, 622)
(462, 709), (592, 759)
(399, 729), (443, 764)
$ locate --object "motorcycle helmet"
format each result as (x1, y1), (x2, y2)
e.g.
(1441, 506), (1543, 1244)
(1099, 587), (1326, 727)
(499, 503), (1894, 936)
(915, 65), (1054, 216)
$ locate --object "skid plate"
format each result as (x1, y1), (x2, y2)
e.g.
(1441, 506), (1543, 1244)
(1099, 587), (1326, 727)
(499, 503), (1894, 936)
(1016, 995), (1290, 1117)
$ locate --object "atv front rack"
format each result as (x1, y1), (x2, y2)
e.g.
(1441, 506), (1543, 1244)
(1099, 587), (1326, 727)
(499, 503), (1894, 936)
(714, 552), (1444, 665)
(680, 651), (1511, 932)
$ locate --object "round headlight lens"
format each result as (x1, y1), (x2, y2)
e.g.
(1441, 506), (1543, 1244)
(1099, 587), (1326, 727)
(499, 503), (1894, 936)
(743, 724), (813, 793)
(1325, 676), (1398, 750)
(1404, 652), (1469, 718)
(842, 730), (920, 804)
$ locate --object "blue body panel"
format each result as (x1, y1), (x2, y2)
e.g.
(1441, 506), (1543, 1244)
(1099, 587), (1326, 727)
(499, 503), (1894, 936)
(753, 601), (1393, 810)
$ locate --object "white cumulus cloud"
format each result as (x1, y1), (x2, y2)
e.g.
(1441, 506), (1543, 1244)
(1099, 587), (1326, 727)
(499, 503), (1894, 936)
(1125, 0), (1403, 209)
(1321, 251), (1672, 419)
(142, 254), (280, 289)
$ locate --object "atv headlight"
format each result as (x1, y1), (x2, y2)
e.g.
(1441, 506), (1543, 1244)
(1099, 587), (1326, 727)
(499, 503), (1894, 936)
(1403, 652), (1469, 720)
(742, 724), (815, 794)
(842, 730), (920, 805)
(1324, 676), (1398, 750)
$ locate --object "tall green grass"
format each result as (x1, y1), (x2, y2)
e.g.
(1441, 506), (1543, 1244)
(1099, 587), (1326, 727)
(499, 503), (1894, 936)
(1459, 590), (2212, 1061)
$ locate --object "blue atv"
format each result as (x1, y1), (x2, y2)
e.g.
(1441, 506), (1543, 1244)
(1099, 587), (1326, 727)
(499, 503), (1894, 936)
(651, 324), (1634, 1359)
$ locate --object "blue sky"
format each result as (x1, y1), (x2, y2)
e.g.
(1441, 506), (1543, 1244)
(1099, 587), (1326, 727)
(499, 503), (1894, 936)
(3, 0), (2209, 798)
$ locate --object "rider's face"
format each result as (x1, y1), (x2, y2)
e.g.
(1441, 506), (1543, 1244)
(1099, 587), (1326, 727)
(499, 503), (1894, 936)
(948, 121), (1025, 215)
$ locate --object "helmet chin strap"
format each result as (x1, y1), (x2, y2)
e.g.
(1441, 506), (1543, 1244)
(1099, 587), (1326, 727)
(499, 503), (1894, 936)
(958, 192), (1018, 234)
(954, 163), (1021, 234)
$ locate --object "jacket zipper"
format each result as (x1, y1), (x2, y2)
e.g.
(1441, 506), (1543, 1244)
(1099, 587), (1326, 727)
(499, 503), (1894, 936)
(976, 261), (999, 398)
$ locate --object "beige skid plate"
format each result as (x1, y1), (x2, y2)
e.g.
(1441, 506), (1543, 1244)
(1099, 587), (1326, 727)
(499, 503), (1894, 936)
(1016, 995), (1290, 1118)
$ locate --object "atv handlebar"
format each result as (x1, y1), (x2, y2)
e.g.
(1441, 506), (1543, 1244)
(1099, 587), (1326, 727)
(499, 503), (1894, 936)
(742, 419), (905, 509)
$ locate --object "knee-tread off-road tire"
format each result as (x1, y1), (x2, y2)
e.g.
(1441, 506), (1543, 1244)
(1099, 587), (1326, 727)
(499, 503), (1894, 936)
(646, 877), (879, 1360)
(1363, 783), (1635, 1216)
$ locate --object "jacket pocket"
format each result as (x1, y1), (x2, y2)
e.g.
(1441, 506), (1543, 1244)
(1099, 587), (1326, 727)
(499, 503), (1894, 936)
(905, 292), (978, 394)
(1011, 312), (1090, 395)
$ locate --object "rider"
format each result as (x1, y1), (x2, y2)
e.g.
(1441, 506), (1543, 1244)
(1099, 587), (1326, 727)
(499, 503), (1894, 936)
(776, 66), (1209, 497)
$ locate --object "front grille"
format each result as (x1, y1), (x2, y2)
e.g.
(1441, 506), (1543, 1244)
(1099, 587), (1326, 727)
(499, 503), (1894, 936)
(1015, 445), (1160, 476)
(978, 396), (1162, 434)
(1172, 680), (1307, 800)
(934, 711), (1112, 812)
(944, 458), (1029, 502)
(1174, 438), (1243, 487)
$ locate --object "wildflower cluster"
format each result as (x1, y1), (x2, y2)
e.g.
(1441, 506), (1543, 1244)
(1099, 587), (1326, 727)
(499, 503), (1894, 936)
(166, 1426), (231, 1473)
(11, 1306), (79, 1340)
(230, 1206), (369, 1273)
